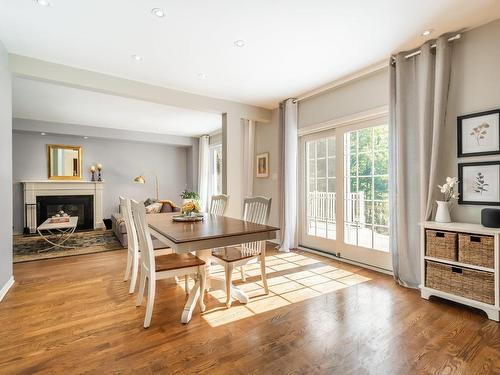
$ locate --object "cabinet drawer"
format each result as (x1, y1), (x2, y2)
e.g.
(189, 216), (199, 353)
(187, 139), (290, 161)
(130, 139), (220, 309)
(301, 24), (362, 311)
(458, 234), (494, 269)
(425, 230), (457, 261)
(425, 260), (494, 305)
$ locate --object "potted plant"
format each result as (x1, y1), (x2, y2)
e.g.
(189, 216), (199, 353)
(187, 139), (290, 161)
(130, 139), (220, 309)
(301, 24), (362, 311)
(180, 190), (200, 205)
(436, 177), (460, 223)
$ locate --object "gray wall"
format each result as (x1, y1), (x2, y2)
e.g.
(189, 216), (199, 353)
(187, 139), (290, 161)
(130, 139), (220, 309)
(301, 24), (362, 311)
(13, 131), (190, 233)
(439, 18), (500, 223)
(0, 41), (12, 290)
(254, 109), (281, 230)
(298, 68), (389, 128)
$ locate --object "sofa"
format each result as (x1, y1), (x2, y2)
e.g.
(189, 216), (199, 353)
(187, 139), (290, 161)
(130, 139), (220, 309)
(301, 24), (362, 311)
(112, 199), (180, 248)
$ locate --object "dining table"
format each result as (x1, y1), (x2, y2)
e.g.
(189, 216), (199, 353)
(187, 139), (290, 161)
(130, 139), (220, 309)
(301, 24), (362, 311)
(147, 212), (279, 323)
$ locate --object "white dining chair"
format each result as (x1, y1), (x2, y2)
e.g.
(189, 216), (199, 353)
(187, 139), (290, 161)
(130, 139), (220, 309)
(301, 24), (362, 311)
(131, 199), (206, 328)
(120, 196), (140, 294)
(209, 194), (229, 215)
(211, 196), (272, 308)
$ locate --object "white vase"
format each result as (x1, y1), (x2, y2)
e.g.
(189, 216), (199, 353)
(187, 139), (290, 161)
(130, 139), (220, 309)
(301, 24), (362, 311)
(435, 201), (451, 223)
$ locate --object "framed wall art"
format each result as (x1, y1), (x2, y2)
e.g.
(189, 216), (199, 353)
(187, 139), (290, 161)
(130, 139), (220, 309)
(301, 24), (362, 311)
(256, 152), (269, 178)
(457, 109), (500, 157)
(458, 161), (500, 206)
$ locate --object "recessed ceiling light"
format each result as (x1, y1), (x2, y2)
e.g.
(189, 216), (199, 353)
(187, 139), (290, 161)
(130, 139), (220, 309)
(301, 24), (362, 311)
(422, 29), (433, 36)
(83, 136), (88, 139)
(197, 73), (207, 79)
(234, 40), (246, 47)
(151, 8), (166, 18)
(131, 54), (143, 61)
(34, 0), (50, 7)
(41, 132), (46, 136)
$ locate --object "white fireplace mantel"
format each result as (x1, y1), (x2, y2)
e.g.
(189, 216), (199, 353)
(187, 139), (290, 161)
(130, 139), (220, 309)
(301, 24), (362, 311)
(22, 180), (104, 233)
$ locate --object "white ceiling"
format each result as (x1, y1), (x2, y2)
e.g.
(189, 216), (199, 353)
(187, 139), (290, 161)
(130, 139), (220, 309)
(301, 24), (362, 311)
(1, 1), (500, 108)
(12, 77), (222, 137)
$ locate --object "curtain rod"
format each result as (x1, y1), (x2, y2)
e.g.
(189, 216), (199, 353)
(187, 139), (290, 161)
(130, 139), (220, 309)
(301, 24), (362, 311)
(391, 33), (461, 63)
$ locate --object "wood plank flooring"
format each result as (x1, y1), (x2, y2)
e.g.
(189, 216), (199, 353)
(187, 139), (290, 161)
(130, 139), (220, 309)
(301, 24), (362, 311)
(1, 244), (499, 374)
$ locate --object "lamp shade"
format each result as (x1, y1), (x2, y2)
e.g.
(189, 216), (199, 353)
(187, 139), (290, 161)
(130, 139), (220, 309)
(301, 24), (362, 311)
(134, 175), (145, 184)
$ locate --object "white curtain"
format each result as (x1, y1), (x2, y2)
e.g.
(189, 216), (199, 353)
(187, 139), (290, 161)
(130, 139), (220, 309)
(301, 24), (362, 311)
(242, 119), (255, 198)
(279, 99), (298, 252)
(198, 135), (210, 211)
(389, 36), (453, 287)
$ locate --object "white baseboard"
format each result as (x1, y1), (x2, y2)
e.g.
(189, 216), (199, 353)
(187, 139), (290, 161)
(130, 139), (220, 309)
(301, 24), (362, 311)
(0, 276), (14, 302)
(298, 246), (393, 276)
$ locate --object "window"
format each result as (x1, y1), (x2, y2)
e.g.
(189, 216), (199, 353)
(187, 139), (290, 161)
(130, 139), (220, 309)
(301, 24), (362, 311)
(343, 125), (389, 251)
(210, 144), (223, 196)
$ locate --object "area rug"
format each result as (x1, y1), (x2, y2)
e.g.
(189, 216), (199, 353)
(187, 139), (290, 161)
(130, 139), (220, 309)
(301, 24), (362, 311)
(13, 230), (124, 263)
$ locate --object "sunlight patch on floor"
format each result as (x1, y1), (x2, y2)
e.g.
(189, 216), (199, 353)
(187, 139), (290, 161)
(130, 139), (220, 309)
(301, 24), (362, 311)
(201, 252), (371, 327)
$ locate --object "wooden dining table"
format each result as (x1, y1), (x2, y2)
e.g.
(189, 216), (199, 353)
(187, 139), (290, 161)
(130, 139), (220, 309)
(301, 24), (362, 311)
(147, 212), (279, 323)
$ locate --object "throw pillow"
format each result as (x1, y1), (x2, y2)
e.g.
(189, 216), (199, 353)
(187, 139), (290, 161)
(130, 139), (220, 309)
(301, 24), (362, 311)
(145, 202), (163, 214)
(144, 198), (158, 206)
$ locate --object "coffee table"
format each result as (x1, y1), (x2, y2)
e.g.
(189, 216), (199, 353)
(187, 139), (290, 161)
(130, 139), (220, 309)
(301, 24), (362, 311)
(36, 217), (78, 253)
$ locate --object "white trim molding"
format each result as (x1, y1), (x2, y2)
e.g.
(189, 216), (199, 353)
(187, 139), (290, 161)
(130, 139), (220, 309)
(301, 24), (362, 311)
(21, 180), (105, 233)
(298, 105), (389, 137)
(0, 276), (14, 302)
(299, 246), (393, 276)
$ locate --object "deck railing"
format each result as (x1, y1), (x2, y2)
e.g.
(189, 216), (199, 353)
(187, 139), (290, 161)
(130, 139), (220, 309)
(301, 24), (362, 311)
(307, 191), (365, 223)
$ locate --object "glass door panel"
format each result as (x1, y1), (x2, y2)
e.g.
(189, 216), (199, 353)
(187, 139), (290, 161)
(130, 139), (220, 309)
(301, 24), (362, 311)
(343, 125), (389, 252)
(303, 131), (337, 249)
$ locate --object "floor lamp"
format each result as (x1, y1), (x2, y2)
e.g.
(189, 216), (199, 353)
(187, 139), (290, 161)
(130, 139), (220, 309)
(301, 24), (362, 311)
(134, 174), (160, 201)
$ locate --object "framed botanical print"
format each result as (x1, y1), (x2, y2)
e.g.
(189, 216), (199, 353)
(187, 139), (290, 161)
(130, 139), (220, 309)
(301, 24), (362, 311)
(457, 109), (500, 157)
(256, 152), (269, 178)
(458, 161), (500, 205)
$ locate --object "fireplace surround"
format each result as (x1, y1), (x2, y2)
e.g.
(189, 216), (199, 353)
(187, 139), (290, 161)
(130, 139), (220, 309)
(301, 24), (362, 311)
(22, 181), (104, 234)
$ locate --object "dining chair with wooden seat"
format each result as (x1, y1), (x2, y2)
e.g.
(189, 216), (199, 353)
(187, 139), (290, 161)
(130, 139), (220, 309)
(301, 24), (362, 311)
(211, 196), (272, 308)
(120, 196), (140, 294)
(121, 196), (184, 294)
(209, 194), (229, 216)
(131, 200), (206, 328)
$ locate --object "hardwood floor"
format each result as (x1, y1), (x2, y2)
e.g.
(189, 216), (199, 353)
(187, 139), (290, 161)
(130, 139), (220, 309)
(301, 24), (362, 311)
(1, 244), (499, 374)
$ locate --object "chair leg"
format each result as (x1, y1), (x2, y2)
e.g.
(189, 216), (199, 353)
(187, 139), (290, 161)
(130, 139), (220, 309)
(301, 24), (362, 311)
(136, 272), (147, 306)
(144, 278), (156, 328)
(129, 251), (139, 294)
(184, 275), (190, 295)
(259, 252), (269, 295)
(225, 263), (234, 308)
(199, 268), (206, 312)
(124, 251), (132, 282)
(240, 265), (246, 282)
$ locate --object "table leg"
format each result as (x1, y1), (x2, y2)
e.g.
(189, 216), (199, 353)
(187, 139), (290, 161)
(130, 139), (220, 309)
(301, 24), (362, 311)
(181, 278), (201, 324)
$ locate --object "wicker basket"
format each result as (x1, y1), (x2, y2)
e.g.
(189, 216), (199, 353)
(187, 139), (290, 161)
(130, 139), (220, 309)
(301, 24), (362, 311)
(458, 234), (494, 269)
(426, 260), (494, 305)
(425, 230), (457, 261)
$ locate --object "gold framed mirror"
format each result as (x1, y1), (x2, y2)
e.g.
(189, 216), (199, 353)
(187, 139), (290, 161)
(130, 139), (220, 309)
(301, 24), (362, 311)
(47, 144), (83, 180)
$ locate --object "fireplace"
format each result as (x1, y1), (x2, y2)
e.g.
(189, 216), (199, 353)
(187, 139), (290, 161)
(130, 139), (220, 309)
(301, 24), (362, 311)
(37, 195), (94, 231)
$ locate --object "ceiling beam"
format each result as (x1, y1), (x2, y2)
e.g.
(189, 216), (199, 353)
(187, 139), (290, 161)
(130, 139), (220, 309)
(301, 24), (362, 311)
(9, 54), (272, 123)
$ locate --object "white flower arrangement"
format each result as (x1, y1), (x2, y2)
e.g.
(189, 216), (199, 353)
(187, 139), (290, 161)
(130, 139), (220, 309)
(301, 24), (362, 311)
(437, 177), (460, 202)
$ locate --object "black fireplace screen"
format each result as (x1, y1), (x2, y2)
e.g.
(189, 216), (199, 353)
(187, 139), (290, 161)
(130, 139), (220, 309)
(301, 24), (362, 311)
(37, 195), (94, 231)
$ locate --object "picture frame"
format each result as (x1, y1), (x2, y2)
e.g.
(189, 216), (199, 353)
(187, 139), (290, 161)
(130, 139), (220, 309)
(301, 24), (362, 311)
(457, 109), (500, 157)
(458, 161), (500, 206)
(256, 152), (269, 178)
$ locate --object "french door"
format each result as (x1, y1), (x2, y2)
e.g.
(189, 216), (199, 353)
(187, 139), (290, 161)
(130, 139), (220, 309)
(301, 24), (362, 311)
(299, 117), (392, 271)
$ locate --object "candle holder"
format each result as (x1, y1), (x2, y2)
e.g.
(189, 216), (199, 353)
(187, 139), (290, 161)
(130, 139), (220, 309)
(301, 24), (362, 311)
(97, 164), (102, 182)
(90, 166), (96, 181)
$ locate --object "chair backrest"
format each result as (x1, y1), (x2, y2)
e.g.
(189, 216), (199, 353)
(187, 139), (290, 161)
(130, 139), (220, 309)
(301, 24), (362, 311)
(119, 196), (138, 254)
(243, 196), (272, 225)
(241, 196), (272, 256)
(209, 194), (229, 215)
(130, 199), (155, 276)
